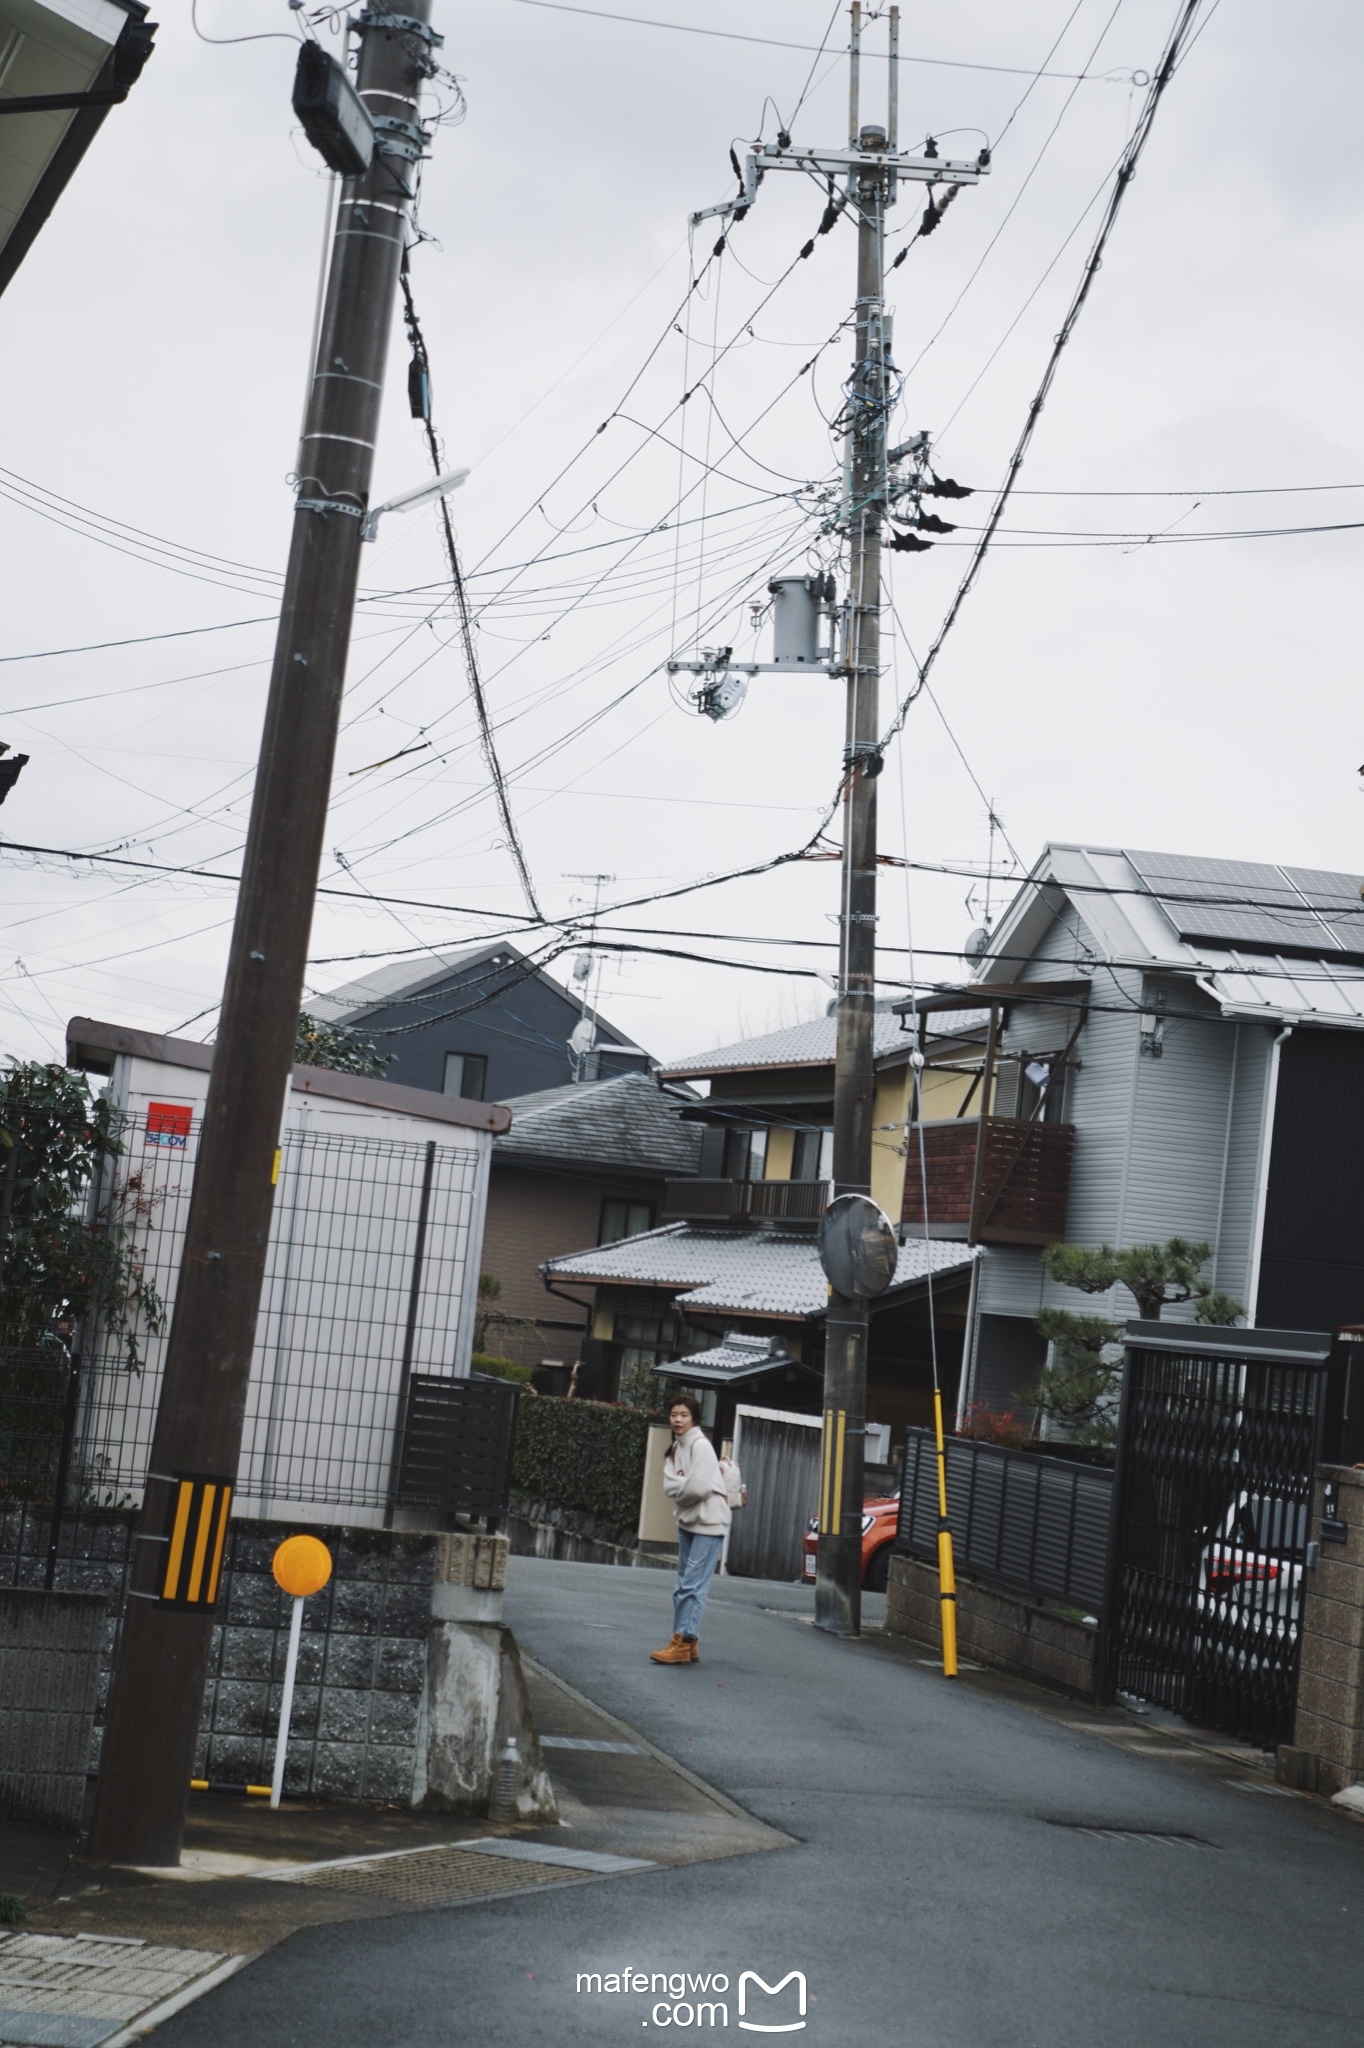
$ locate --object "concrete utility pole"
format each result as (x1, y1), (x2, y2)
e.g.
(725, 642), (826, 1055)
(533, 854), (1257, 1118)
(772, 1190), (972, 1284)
(817, 1), (888, 1639)
(665, 3), (985, 1637)
(89, 5), (436, 1867)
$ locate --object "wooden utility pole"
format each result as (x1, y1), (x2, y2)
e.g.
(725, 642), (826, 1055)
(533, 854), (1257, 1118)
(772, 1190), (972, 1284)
(88, 5), (437, 1867)
(815, 1), (887, 1638)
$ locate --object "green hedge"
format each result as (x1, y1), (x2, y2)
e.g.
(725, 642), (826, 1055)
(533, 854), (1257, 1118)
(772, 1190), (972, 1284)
(512, 1398), (655, 1527)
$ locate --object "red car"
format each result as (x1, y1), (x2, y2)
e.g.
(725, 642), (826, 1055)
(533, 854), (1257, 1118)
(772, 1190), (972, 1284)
(802, 1495), (899, 1592)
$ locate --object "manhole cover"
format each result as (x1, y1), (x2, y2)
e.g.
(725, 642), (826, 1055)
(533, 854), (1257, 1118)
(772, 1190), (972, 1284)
(278, 1847), (590, 1908)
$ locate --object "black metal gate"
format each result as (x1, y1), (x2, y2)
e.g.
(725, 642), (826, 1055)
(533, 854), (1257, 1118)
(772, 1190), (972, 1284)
(1101, 1322), (1334, 1748)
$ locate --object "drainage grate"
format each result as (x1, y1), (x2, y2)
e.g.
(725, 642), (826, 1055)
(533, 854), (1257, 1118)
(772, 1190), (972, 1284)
(1043, 1821), (1214, 1849)
(279, 1846), (588, 1908)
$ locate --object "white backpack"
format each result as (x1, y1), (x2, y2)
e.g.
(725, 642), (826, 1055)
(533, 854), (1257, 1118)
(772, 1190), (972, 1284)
(718, 1455), (747, 1511)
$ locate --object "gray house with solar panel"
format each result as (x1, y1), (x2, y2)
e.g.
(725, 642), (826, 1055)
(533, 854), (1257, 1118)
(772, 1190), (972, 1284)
(929, 843), (1364, 1418)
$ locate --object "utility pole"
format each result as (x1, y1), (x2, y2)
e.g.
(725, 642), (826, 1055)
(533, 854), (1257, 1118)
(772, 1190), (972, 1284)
(661, 10), (989, 1636)
(817, 0), (888, 1638)
(88, 5), (438, 1867)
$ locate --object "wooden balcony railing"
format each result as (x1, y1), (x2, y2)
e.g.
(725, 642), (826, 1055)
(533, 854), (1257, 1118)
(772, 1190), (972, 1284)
(901, 1117), (1073, 1246)
(661, 1178), (830, 1227)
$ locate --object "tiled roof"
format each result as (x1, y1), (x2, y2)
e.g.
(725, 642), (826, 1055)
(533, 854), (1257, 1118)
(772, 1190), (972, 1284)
(497, 1074), (702, 1176)
(660, 1011), (912, 1079)
(307, 940), (647, 1052)
(543, 1224), (978, 1318)
(980, 844), (1364, 1032)
(664, 1332), (801, 1387)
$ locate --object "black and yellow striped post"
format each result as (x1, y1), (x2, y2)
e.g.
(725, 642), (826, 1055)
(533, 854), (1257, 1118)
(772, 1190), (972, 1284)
(931, 1389), (958, 1677)
(156, 1476), (233, 1611)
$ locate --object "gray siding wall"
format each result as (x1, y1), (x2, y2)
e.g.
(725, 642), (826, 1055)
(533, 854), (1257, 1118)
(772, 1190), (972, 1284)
(1039, 966), (1144, 1314)
(1120, 986), (1233, 1250)
(1214, 1020), (1273, 1309)
(976, 1244), (1048, 1318)
(968, 897), (1271, 1378)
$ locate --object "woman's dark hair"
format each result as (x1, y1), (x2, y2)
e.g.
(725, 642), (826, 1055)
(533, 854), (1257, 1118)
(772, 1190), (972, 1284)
(667, 1390), (703, 1426)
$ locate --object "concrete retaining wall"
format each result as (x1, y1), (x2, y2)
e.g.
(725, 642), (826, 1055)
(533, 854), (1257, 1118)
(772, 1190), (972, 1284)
(885, 1553), (1098, 1698)
(1288, 1466), (1364, 1798)
(0, 1588), (106, 1830)
(508, 1494), (674, 1570)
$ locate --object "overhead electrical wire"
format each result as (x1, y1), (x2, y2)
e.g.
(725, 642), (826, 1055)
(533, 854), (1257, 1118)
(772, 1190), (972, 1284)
(880, 0), (1216, 757)
(400, 256), (543, 919)
(502, 0), (1131, 83)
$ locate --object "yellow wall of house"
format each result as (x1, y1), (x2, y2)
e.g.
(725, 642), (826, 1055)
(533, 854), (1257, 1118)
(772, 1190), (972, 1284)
(918, 1062), (988, 1121)
(747, 1061), (986, 1223)
(764, 1127), (795, 1181)
(872, 1068), (911, 1218)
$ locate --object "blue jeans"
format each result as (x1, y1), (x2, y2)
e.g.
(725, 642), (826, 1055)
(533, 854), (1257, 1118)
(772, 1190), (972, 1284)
(673, 1529), (723, 1640)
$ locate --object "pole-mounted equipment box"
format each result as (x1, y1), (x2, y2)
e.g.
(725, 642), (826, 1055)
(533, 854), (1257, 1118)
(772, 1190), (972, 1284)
(292, 41), (375, 178)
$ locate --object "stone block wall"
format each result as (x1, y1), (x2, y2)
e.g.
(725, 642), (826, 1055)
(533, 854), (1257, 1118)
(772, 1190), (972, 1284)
(1291, 1465), (1364, 1798)
(0, 1588), (106, 1829)
(2, 1510), (437, 1809)
(885, 1552), (1098, 1698)
(197, 1524), (436, 1801)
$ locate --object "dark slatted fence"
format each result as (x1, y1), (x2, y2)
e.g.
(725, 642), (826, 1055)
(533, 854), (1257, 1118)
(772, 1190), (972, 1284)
(896, 1427), (1113, 1614)
(391, 1372), (521, 1526)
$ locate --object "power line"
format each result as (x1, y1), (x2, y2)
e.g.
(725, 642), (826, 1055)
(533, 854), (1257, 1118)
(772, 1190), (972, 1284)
(400, 255), (543, 920)
(881, 0), (1216, 757)
(502, 0), (1122, 82)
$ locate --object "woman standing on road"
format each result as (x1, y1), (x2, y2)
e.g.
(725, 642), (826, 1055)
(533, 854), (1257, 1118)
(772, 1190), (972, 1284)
(651, 1392), (731, 1665)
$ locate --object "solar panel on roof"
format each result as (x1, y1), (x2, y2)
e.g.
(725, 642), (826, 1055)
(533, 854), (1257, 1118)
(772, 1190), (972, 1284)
(1126, 849), (1364, 962)
(1282, 867), (1364, 955)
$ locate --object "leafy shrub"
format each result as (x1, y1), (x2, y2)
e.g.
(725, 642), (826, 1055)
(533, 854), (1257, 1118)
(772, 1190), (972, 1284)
(957, 1401), (1034, 1450)
(472, 1353), (535, 1386)
(294, 1014), (392, 1076)
(513, 1397), (655, 1527)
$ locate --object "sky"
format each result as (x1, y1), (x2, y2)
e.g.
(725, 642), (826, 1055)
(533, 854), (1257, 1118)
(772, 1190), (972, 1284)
(2, 0), (1362, 1074)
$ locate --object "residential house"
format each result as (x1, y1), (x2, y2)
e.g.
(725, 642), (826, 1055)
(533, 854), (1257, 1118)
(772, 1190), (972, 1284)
(541, 1011), (981, 1441)
(479, 1073), (702, 1377)
(900, 844), (1364, 1422)
(307, 940), (652, 1101)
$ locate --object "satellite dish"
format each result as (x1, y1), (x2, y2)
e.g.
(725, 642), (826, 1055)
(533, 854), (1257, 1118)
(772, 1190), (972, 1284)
(817, 1194), (900, 1300)
(964, 925), (991, 965)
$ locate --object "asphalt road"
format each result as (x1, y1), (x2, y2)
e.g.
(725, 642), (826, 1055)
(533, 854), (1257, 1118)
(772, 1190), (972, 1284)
(160, 1557), (1364, 2048)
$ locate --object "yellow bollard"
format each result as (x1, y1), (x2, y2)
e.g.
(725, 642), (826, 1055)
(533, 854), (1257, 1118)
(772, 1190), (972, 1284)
(932, 1389), (958, 1678)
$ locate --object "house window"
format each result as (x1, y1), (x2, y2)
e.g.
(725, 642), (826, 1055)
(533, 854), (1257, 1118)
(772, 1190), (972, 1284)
(792, 1128), (833, 1181)
(599, 1198), (654, 1245)
(615, 1310), (682, 1371)
(443, 1052), (488, 1100)
(1017, 1057), (1067, 1124)
(723, 1127), (768, 1180)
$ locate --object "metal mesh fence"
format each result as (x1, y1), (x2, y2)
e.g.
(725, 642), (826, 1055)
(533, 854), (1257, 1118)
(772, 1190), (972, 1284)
(2, 1099), (487, 1545)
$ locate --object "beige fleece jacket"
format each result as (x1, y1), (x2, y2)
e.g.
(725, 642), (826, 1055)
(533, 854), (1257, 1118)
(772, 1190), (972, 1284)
(662, 1426), (732, 1535)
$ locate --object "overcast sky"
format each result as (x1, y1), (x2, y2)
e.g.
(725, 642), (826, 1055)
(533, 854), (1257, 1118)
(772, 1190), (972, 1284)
(2, 0), (1361, 1073)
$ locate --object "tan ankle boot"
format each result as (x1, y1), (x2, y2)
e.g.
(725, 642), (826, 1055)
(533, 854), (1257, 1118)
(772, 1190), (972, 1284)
(650, 1633), (694, 1664)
